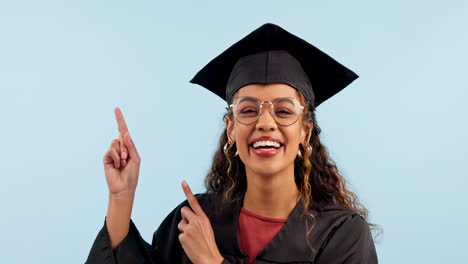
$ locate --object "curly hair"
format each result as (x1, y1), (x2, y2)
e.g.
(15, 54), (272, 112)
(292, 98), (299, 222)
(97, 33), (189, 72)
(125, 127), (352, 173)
(204, 90), (380, 251)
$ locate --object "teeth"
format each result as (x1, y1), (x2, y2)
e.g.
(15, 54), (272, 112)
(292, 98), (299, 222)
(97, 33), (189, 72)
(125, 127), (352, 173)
(253, 140), (281, 148)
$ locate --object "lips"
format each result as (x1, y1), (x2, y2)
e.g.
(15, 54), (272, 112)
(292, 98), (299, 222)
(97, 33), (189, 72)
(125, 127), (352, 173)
(249, 136), (284, 157)
(250, 145), (283, 157)
(252, 140), (281, 149)
(249, 136), (284, 147)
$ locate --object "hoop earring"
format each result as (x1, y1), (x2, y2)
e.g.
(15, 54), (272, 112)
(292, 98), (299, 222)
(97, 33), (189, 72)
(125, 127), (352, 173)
(297, 144), (312, 159)
(223, 142), (238, 157)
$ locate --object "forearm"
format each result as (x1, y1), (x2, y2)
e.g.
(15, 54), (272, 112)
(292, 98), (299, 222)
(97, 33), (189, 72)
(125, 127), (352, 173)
(106, 193), (135, 249)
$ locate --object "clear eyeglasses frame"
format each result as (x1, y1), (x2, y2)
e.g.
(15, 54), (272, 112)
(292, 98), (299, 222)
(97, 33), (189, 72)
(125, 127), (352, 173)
(229, 96), (305, 126)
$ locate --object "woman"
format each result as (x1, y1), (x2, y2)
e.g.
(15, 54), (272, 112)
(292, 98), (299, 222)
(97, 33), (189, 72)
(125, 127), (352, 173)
(86, 23), (378, 264)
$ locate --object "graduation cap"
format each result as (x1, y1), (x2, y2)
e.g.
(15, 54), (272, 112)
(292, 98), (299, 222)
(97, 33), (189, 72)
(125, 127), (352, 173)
(190, 23), (358, 108)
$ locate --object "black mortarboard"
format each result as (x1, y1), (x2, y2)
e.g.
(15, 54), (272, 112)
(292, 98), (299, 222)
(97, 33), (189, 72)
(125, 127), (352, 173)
(190, 23), (358, 108)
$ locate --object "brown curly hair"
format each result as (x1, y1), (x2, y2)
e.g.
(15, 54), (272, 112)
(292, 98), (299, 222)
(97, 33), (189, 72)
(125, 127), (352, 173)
(204, 90), (380, 251)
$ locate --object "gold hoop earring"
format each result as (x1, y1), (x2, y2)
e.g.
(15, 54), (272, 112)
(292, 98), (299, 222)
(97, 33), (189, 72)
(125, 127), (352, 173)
(223, 142), (238, 157)
(297, 144), (312, 158)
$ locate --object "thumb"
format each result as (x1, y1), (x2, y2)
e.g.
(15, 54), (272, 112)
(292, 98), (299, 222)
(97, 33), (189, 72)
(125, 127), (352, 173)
(123, 132), (140, 163)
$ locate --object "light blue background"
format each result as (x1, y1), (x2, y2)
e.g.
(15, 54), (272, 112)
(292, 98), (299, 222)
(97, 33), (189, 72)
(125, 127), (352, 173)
(1, 0), (467, 263)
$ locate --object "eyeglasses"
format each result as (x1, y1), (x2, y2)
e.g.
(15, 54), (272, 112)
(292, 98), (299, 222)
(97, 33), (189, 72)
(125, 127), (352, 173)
(229, 96), (304, 126)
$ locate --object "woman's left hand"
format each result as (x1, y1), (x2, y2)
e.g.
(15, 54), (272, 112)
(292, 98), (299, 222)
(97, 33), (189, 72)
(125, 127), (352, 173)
(178, 181), (224, 264)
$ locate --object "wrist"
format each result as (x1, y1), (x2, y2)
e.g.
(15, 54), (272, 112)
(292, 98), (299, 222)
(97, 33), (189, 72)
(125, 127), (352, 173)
(198, 254), (224, 264)
(212, 254), (224, 264)
(108, 192), (135, 216)
(109, 191), (135, 202)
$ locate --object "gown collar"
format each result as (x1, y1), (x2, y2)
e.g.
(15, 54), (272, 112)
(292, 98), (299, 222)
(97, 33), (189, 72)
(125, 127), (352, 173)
(206, 193), (321, 262)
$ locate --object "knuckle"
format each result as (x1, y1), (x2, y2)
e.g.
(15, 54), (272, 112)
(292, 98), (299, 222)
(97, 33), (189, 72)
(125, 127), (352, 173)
(103, 150), (112, 160)
(110, 141), (120, 151)
(109, 148), (118, 157)
(190, 216), (199, 224)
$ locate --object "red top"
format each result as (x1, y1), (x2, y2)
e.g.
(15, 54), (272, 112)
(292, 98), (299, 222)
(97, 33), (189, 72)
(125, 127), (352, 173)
(237, 207), (287, 264)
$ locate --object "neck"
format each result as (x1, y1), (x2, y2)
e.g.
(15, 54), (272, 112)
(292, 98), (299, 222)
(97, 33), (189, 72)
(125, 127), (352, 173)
(243, 165), (300, 219)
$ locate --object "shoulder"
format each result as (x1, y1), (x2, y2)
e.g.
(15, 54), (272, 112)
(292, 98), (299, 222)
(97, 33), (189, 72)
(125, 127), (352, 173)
(324, 207), (373, 242)
(325, 210), (372, 242)
(310, 205), (363, 231)
(308, 206), (374, 247)
(316, 206), (369, 231)
(313, 207), (378, 263)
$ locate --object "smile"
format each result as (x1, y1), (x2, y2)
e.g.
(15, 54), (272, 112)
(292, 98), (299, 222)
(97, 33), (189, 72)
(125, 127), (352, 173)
(249, 144), (283, 157)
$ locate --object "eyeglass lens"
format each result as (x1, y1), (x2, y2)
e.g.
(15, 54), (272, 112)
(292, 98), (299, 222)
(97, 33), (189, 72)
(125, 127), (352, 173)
(232, 97), (302, 126)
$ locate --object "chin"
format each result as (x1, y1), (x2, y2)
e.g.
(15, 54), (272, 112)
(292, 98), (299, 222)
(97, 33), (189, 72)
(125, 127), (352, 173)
(239, 147), (297, 177)
(244, 159), (293, 178)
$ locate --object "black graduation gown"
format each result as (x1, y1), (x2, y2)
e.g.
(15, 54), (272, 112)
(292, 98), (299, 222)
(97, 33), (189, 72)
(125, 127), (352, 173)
(85, 193), (378, 264)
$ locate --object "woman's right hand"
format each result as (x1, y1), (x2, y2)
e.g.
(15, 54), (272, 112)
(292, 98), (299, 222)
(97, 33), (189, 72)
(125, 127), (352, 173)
(103, 107), (141, 199)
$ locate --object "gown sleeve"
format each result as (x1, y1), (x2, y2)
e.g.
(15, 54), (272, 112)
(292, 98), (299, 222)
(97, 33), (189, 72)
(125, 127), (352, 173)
(315, 213), (378, 264)
(85, 198), (192, 264)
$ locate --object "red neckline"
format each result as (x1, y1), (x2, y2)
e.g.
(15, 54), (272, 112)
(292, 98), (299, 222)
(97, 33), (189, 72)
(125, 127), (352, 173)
(240, 207), (288, 223)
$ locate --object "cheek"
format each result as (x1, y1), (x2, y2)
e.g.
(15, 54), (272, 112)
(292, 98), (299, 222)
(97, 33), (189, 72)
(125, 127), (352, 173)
(284, 127), (302, 145)
(233, 126), (252, 149)
(283, 128), (304, 156)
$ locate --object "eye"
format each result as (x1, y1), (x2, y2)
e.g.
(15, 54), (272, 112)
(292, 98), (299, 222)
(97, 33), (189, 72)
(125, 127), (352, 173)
(275, 108), (293, 116)
(240, 108), (259, 114)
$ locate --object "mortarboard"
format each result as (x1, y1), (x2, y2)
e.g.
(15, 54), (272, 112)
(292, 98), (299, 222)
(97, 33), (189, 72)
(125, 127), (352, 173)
(190, 23), (358, 109)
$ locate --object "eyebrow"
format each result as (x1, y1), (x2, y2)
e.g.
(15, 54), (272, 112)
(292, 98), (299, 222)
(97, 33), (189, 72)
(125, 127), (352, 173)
(237, 96), (296, 104)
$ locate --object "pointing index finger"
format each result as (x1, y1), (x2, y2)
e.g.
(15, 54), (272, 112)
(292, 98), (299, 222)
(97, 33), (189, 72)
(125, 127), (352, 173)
(114, 107), (129, 134)
(181, 181), (204, 216)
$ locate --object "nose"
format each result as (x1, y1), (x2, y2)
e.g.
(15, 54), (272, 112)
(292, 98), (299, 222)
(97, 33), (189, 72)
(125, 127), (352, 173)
(255, 103), (277, 131)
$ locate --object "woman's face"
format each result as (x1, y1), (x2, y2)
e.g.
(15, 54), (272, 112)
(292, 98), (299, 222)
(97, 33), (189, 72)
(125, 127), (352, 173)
(226, 83), (312, 177)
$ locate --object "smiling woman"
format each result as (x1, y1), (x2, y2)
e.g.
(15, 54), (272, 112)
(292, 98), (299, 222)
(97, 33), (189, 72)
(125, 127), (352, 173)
(225, 84), (311, 179)
(86, 23), (378, 264)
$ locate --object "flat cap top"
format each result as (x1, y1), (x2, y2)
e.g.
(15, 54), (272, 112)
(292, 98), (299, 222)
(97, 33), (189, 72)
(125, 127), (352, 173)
(190, 23), (358, 108)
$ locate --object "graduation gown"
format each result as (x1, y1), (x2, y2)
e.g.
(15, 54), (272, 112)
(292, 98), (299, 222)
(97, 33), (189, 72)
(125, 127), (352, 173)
(86, 193), (378, 264)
